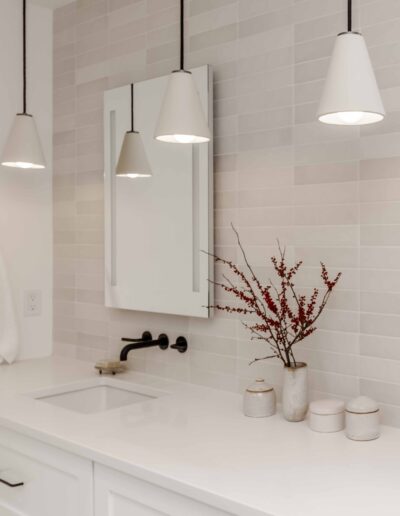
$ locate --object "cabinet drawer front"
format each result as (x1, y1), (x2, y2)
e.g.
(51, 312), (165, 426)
(0, 426), (92, 516)
(95, 464), (234, 516)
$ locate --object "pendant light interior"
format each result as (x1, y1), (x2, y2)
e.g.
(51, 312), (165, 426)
(154, 0), (211, 144)
(317, 0), (385, 126)
(318, 111), (384, 126)
(116, 83), (152, 179)
(1, 0), (46, 170)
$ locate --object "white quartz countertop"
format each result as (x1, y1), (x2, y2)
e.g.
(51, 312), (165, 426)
(0, 357), (399, 516)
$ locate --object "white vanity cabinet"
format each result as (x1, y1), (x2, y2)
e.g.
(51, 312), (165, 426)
(0, 427), (93, 516)
(94, 464), (234, 516)
(0, 427), (237, 516)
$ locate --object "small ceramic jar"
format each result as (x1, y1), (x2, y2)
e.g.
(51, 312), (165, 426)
(243, 379), (276, 418)
(308, 399), (345, 433)
(345, 396), (380, 441)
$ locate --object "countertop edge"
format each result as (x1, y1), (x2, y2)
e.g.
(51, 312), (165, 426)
(0, 416), (271, 516)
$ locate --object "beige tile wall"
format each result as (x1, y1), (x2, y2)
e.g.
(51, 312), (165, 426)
(53, 0), (400, 426)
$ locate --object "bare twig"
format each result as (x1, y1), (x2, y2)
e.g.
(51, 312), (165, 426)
(206, 228), (341, 367)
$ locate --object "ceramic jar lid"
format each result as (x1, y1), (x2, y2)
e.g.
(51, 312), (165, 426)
(346, 396), (379, 414)
(309, 398), (345, 416)
(246, 378), (273, 393)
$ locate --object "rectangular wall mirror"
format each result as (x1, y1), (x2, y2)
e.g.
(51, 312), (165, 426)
(104, 65), (213, 318)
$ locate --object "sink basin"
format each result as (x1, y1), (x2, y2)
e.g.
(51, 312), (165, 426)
(28, 378), (165, 414)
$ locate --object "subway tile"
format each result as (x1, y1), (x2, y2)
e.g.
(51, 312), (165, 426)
(236, 47), (293, 77)
(295, 80), (323, 104)
(361, 291), (400, 315)
(360, 178), (400, 202)
(190, 0), (237, 17)
(239, 7), (293, 39)
(238, 126), (293, 153)
(360, 156), (400, 181)
(294, 122), (359, 146)
(295, 57), (329, 84)
(361, 378), (400, 407)
(361, 132), (400, 160)
(50, 0), (400, 422)
(361, 269), (400, 292)
(237, 67), (293, 97)
(189, 3), (237, 36)
(295, 35), (334, 64)
(295, 161), (358, 185)
(361, 334), (400, 360)
(293, 0), (346, 25)
(294, 204), (359, 226)
(295, 140), (360, 165)
(309, 369), (359, 398)
(238, 166), (293, 189)
(294, 181), (358, 205)
(294, 12), (344, 44)
(361, 224), (400, 246)
(238, 25), (293, 58)
(360, 202), (400, 224)
(190, 23), (237, 52)
(238, 0), (291, 20)
(363, 17), (400, 47)
(295, 247), (359, 268)
(361, 246), (400, 269)
(360, 0), (400, 28)
(237, 86), (293, 115)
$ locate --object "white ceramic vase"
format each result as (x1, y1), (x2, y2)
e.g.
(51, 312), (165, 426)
(282, 362), (308, 422)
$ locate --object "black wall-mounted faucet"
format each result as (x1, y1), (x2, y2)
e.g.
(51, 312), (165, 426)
(119, 331), (169, 361)
(171, 336), (188, 353)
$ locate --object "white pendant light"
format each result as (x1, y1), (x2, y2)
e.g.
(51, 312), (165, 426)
(318, 0), (384, 126)
(2, 0), (46, 169)
(154, 0), (211, 144)
(116, 84), (152, 179)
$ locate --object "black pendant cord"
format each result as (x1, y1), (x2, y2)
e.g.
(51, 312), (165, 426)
(23, 0), (27, 114)
(347, 0), (352, 32)
(180, 0), (184, 70)
(130, 83), (134, 132)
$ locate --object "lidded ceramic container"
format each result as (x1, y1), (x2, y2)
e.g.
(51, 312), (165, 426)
(345, 396), (380, 441)
(308, 398), (345, 433)
(243, 379), (276, 418)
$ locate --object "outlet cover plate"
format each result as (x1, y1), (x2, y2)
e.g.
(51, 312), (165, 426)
(24, 290), (42, 317)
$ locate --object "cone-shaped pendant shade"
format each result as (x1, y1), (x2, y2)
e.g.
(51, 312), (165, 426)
(155, 70), (211, 143)
(116, 131), (152, 179)
(318, 32), (385, 125)
(2, 114), (46, 169)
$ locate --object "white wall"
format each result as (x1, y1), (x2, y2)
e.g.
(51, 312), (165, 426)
(0, 1), (53, 360)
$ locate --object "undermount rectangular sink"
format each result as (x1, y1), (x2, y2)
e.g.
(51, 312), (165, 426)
(28, 378), (165, 415)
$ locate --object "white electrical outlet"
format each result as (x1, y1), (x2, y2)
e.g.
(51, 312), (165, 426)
(24, 290), (42, 317)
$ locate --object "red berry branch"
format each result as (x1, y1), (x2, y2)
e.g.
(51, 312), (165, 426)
(208, 225), (341, 367)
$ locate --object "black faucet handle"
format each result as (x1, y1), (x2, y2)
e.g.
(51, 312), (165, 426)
(158, 334), (169, 350)
(171, 336), (188, 353)
(121, 331), (152, 343)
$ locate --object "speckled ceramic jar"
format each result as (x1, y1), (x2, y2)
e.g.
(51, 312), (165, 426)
(345, 396), (380, 441)
(243, 379), (276, 418)
(308, 399), (345, 433)
(282, 362), (308, 422)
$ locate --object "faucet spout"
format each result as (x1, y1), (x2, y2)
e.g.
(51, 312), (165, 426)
(119, 333), (169, 361)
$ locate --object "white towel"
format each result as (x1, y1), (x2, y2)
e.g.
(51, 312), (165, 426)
(0, 252), (19, 364)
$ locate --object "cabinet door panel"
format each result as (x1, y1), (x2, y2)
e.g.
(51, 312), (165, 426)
(95, 464), (234, 516)
(111, 494), (168, 516)
(0, 426), (92, 516)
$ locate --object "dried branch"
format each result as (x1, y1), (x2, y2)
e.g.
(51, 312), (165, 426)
(206, 229), (341, 367)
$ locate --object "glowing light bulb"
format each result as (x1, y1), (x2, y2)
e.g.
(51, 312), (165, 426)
(2, 161), (44, 169)
(337, 111), (364, 124)
(173, 134), (197, 144)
